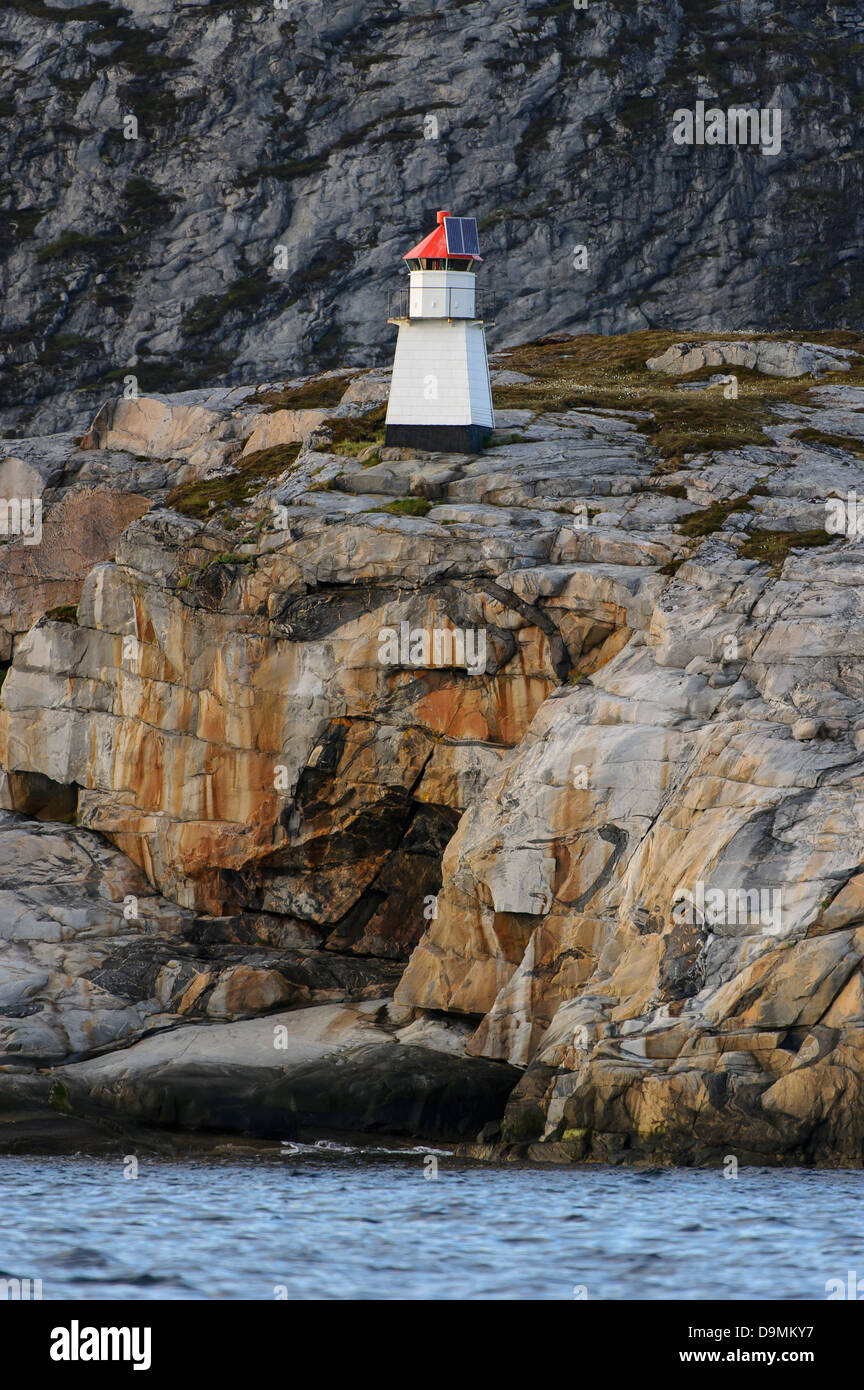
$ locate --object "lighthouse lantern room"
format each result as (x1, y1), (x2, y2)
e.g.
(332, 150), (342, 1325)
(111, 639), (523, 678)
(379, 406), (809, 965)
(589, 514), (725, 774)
(385, 211), (494, 454)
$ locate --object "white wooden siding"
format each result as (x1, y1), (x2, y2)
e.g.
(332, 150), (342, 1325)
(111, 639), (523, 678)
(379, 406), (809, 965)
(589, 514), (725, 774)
(386, 321), (494, 428)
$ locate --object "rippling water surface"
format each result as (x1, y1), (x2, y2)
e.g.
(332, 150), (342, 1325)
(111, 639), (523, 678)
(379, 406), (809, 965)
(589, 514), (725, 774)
(2, 1146), (863, 1300)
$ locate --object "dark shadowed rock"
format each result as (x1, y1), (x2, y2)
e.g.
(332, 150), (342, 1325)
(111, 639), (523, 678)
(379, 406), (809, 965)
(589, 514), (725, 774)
(48, 1003), (520, 1143)
(280, 1044), (520, 1141)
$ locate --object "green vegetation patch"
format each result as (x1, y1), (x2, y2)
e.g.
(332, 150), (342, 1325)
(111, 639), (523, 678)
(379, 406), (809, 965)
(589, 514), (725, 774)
(182, 271), (271, 337)
(36, 228), (132, 263)
(45, 604), (79, 624)
(738, 528), (834, 571)
(658, 483), (688, 499)
(492, 330), (864, 470)
(255, 372), (356, 412)
(306, 478), (344, 493)
(313, 405), (387, 456)
(643, 398), (769, 469)
(7, 1), (119, 20)
(37, 333), (101, 367)
(236, 153), (329, 188)
(676, 496), (753, 538)
(166, 442), (303, 519)
(54, 74), (92, 97)
(200, 550), (256, 572)
(3, 207), (42, 242)
(367, 496), (431, 518)
(790, 428), (864, 459)
(123, 175), (179, 221)
(291, 241), (354, 291)
(49, 1080), (72, 1114)
(114, 82), (197, 132)
(99, 26), (191, 75)
(11, 3), (191, 77)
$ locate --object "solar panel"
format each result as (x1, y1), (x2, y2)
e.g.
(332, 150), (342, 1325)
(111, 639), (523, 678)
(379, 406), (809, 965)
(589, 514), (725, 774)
(460, 218), (480, 256)
(443, 217), (480, 257)
(444, 217), (463, 254)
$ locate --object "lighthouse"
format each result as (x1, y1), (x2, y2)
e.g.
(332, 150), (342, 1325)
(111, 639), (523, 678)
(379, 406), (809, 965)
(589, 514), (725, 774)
(384, 211), (494, 454)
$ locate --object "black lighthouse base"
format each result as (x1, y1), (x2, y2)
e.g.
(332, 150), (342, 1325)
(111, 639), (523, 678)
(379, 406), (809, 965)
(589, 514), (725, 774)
(385, 423), (492, 454)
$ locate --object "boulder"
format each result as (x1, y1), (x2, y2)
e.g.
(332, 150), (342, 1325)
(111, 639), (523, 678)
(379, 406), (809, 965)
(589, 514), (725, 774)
(646, 339), (858, 379)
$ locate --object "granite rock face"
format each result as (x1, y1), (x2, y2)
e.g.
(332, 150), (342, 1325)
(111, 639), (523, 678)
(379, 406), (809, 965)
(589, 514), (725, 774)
(0, 808), (401, 1066)
(646, 340), (861, 379)
(2, 0), (862, 435)
(0, 488), (152, 661)
(1, 371), (655, 951)
(4, 338), (864, 1162)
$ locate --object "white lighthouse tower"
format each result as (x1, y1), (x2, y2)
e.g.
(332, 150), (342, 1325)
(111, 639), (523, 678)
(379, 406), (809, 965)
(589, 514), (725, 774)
(385, 210), (494, 454)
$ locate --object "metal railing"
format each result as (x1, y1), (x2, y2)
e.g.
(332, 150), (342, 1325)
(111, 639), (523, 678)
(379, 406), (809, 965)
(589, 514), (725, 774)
(388, 286), (496, 322)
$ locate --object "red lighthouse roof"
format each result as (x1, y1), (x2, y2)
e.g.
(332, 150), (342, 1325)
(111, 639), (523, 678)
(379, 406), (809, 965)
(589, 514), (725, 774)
(403, 209), (483, 261)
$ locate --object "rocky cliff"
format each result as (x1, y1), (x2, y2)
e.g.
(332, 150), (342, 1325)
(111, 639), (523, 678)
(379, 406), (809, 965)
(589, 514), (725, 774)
(2, 0), (862, 435)
(4, 329), (864, 1164)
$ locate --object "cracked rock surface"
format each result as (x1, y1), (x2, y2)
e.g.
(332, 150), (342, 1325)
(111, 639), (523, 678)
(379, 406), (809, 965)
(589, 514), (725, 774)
(4, 332), (864, 1161)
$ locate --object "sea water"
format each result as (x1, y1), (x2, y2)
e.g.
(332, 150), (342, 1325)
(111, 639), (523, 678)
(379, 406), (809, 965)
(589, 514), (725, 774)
(2, 1149), (862, 1301)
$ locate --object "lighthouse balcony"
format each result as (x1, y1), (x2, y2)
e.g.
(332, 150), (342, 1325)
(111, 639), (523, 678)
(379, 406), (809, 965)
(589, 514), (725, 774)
(388, 285), (495, 323)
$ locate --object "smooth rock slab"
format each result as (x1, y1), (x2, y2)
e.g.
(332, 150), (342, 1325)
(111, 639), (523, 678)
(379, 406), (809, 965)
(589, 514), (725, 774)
(54, 1002), (520, 1142)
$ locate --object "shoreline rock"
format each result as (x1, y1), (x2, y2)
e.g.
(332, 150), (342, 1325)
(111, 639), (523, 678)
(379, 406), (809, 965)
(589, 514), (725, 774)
(0, 1001), (519, 1151)
(3, 336), (864, 1163)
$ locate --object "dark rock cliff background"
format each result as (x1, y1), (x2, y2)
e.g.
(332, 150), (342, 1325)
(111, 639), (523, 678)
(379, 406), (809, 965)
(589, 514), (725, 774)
(1, 0), (862, 435)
